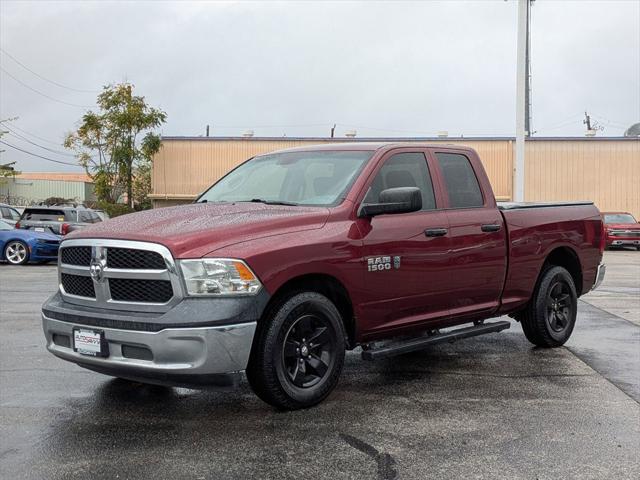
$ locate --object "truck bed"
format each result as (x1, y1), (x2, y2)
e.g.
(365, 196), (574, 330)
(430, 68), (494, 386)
(498, 201), (594, 210)
(497, 201), (603, 314)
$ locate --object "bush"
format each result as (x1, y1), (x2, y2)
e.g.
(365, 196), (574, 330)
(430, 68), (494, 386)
(97, 202), (135, 218)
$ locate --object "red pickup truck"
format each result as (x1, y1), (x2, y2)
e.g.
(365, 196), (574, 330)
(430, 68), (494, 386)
(601, 212), (640, 249)
(42, 143), (606, 410)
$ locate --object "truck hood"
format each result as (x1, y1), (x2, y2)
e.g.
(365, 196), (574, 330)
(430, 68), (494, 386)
(67, 202), (330, 258)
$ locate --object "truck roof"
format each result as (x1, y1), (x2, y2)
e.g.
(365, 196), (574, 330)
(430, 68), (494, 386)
(265, 142), (475, 154)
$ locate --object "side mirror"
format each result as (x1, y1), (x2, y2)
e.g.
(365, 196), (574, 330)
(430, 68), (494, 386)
(358, 187), (422, 218)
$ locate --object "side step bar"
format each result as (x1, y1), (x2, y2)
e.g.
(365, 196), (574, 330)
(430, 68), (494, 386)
(361, 320), (511, 361)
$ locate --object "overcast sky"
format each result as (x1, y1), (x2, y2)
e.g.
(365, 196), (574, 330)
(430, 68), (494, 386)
(1, 0), (638, 172)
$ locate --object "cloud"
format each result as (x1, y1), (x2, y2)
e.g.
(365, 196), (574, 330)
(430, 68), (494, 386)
(1, 0), (638, 171)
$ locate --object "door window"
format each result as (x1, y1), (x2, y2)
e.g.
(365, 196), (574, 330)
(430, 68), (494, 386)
(364, 152), (436, 210)
(435, 153), (484, 208)
(78, 211), (93, 223)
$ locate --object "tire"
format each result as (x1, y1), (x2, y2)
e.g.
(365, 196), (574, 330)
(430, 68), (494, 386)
(520, 266), (578, 348)
(4, 240), (30, 265)
(246, 292), (346, 410)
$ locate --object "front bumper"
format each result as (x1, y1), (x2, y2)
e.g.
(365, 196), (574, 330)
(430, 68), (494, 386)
(607, 238), (640, 247)
(42, 290), (269, 387)
(43, 314), (256, 387)
(30, 244), (59, 260)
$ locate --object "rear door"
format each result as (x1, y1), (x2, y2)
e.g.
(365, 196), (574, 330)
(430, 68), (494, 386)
(358, 148), (451, 334)
(429, 149), (507, 317)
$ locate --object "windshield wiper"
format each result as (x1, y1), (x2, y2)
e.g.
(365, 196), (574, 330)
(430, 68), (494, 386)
(240, 198), (299, 206)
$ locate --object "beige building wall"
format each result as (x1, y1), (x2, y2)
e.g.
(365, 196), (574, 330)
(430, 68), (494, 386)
(524, 140), (640, 218)
(151, 137), (639, 218)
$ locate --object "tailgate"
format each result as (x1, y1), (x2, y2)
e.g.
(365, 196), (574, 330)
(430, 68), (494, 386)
(21, 221), (62, 235)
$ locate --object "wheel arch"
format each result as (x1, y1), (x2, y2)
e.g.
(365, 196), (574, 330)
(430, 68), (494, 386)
(541, 246), (583, 296)
(261, 273), (357, 349)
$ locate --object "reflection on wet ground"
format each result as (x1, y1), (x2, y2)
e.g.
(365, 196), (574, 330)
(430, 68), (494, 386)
(1, 261), (639, 479)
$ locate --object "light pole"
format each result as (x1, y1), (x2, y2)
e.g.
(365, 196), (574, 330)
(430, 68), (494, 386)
(514, 0), (531, 202)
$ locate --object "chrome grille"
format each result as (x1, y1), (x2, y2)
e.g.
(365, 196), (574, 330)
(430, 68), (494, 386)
(106, 248), (166, 269)
(110, 278), (173, 303)
(61, 273), (95, 298)
(609, 230), (639, 238)
(61, 246), (92, 266)
(58, 239), (183, 312)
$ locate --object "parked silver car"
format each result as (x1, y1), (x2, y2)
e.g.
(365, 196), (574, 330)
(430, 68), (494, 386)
(16, 206), (102, 235)
(0, 203), (21, 226)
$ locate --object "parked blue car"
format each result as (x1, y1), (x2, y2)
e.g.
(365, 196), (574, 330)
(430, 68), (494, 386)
(0, 219), (61, 265)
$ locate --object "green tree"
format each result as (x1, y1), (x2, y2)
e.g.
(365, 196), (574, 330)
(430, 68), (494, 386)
(0, 166), (19, 187)
(65, 83), (166, 208)
(0, 120), (20, 187)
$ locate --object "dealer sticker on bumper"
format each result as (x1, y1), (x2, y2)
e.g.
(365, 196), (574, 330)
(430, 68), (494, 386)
(73, 329), (107, 357)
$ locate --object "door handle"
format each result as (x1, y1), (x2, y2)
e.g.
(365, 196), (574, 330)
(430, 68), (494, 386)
(425, 228), (448, 237)
(481, 224), (501, 233)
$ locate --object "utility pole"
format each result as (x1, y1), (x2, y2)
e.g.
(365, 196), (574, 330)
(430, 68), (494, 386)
(583, 111), (603, 136)
(514, 0), (531, 202)
(525, 0), (532, 137)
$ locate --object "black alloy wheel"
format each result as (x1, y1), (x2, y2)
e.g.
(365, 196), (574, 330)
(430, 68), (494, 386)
(246, 291), (346, 410)
(520, 265), (578, 348)
(545, 281), (572, 333)
(282, 314), (336, 388)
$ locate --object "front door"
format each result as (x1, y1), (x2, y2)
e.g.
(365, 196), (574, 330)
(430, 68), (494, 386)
(357, 150), (451, 335)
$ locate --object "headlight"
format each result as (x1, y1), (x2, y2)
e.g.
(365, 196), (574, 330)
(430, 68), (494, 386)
(178, 258), (262, 296)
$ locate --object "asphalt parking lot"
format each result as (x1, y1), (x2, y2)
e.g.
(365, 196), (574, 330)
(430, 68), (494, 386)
(1, 250), (639, 479)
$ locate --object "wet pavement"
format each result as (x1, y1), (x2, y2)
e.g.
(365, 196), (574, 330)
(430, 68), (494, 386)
(1, 251), (639, 479)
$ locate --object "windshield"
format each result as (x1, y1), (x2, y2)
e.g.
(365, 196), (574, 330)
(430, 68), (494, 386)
(604, 214), (637, 224)
(197, 151), (373, 206)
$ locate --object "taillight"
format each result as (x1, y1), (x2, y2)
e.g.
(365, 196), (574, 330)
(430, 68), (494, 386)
(15, 221), (20, 229)
(61, 223), (70, 235)
(599, 224), (606, 255)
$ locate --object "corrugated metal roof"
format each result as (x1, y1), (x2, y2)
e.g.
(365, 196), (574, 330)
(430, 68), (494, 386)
(160, 135), (638, 142)
(17, 172), (93, 183)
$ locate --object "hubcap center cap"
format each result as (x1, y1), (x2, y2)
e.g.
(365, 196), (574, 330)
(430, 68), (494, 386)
(300, 345), (309, 357)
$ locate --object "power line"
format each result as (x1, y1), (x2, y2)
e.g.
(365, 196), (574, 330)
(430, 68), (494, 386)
(3, 127), (77, 157)
(535, 113), (584, 133)
(337, 123), (436, 135)
(0, 140), (80, 166)
(3, 121), (63, 146)
(590, 113), (630, 129)
(0, 67), (95, 108)
(0, 48), (100, 93)
(212, 123), (330, 129)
